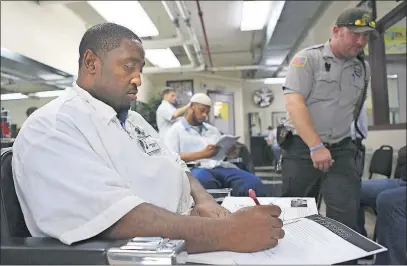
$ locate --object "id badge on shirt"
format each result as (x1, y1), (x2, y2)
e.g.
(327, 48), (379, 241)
(138, 135), (161, 155)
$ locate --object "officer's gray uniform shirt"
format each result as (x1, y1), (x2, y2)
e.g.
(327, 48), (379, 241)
(283, 41), (370, 144)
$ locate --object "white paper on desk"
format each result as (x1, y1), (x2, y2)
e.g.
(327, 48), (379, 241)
(221, 197), (318, 221)
(187, 215), (387, 265)
(211, 135), (240, 161)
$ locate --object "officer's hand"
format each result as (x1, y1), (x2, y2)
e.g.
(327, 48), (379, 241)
(310, 146), (335, 172)
(201, 144), (219, 158)
(223, 205), (285, 252)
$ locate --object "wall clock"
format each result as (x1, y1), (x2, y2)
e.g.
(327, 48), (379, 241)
(253, 88), (274, 108)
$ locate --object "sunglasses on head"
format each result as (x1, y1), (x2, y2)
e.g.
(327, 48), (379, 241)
(339, 19), (376, 28)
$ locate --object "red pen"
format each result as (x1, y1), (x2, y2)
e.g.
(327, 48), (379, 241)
(248, 189), (261, 205)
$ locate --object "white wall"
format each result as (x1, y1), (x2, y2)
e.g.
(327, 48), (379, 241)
(1, 1), (87, 75)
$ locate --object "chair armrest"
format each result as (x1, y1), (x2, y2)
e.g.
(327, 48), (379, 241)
(0, 237), (127, 265)
(186, 161), (199, 168)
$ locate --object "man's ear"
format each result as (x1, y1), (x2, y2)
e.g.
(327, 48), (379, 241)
(82, 49), (100, 74)
(332, 25), (340, 36)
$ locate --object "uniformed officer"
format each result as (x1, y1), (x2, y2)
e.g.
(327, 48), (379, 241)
(280, 7), (376, 232)
(156, 87), (189, 138)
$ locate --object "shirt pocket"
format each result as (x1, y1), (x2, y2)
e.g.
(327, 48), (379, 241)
(344, 74), (365, 106)
(313, 72), (339, 100)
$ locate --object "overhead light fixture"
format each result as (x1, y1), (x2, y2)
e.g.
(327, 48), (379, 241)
(1, 93), (28, 101)
(30, 90), (64, 98)
(145, 48), (181, 68)
(387, 74), (398, 79)
(264, 1), (286, 41)
(88, 1), (159, 37)
(1, 90), (66, 101)
(38, 73), (64, 80)
(240, 1), (271, 31)
(264, 78), (286, 84)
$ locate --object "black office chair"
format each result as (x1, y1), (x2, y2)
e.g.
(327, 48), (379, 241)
(368, 145), (394, 179)
(0, 148), (126, 264)
(366, 145), (394, 242)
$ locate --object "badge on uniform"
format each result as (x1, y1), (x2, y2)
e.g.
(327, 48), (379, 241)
(138, 135), (161, 156)
(353, 64), (362, 77)
(291, 56), (307, 67)
(134, 125), (161, 155)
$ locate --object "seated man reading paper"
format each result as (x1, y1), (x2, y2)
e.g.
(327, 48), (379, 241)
(12, 23), (284, 253)
(164, 93), (266, 197)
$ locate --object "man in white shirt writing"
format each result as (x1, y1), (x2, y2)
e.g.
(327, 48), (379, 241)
(12, 22), (284, 254)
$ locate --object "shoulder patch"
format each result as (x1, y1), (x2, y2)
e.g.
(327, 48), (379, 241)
(291, 56), (307, 67)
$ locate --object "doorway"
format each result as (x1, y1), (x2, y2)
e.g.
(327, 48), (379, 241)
(207, 91), (235, 135)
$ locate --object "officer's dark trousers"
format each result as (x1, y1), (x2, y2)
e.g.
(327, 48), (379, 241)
(282, 136), (361, 232)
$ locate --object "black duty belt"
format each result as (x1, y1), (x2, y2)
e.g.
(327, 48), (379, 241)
(323, 137), (352, 148)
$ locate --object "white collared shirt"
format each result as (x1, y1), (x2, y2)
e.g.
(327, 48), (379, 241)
(12, 82), (193, 245)
(165, 118), (237, 169)
(156, 100), (178, 139)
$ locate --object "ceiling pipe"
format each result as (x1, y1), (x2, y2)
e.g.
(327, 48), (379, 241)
(136, 1), (192, 49)
(142, 1), (274, 74)
(142, 1), (200, 73)
(207, 65), (278, 72)
(37, 1), (81, 4)
(143, 64), (277, 74)
(143, 1), (206, 74)
(176, 1), (205, 66)
(195, 0), (214, 69)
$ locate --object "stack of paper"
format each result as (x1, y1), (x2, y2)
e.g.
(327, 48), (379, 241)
(187, 197), (387, 265)
(212, 135), (240, 161)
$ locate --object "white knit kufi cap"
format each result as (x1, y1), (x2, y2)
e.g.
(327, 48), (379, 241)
(190, 93), (212, 107)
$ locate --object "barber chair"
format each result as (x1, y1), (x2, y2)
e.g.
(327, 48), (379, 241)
(0, 148), (186, 265)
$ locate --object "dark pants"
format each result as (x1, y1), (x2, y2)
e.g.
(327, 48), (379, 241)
(191, 167), (266, 197)
(281, 136), (361, 232)
(358, 178), (406, 265)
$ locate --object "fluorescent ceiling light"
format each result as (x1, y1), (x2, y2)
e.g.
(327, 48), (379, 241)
(1, 93), (28, 100)
(264, 78), (286, 85)
(240, 1), (271, 31)
(88, 1), (159, 37)
(264, 1), (286, 41)
(1, 90), (65, 100)
(145, 48), (181, 68)
(387, 74), (398, 79)
(30, 90), (64, 98)
(38, 73), (64, 80)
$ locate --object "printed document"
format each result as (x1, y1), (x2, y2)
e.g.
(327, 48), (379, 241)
(187, 197), (387, 265)
(211, 135), (240, 161)
(221, 197), (318, 221)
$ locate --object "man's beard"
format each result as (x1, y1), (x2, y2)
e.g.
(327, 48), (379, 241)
(88, 89), (130, 112)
